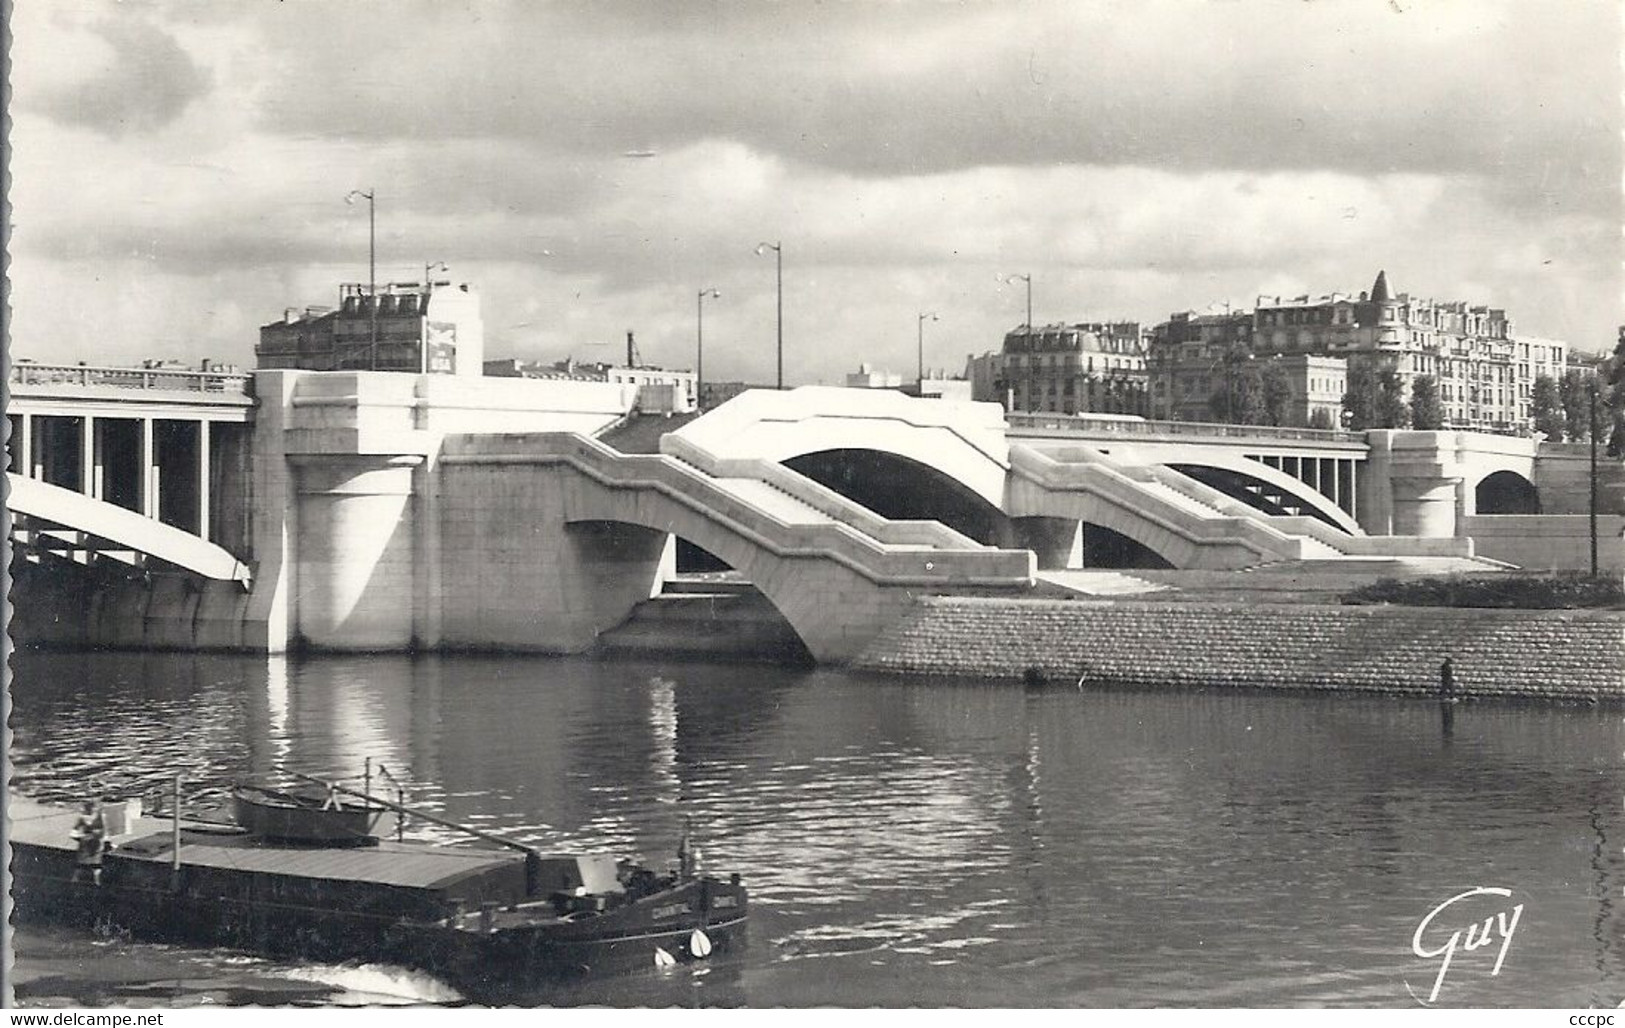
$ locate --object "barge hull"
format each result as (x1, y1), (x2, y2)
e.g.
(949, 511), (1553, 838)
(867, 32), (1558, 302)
(12, 826), (746, 1002)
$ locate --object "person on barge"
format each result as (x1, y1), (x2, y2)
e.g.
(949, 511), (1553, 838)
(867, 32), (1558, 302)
(71, 800), (107, 885)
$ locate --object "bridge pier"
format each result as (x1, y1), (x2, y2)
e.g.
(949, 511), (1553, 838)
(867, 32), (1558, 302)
(1012, 516), (1084, 569)
(1388, 475), (1463, 537)
(292, 454), (423, 650)
(1360, 432), (1469, 538)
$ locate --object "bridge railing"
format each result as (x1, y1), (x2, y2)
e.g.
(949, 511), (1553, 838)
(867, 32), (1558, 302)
(1006, 412), (1363, 445)
(9, 362), (252, 395)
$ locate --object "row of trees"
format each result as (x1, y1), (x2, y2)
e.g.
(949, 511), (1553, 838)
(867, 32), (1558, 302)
(1209, 360), (1433, 431)
(1338, 361), (1624, 445)
(1200, 342), (1625, 444)
(1528, 368), (1615, 444)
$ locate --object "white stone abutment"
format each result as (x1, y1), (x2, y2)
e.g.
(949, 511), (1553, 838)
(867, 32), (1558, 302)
(291, 454), (423, 649)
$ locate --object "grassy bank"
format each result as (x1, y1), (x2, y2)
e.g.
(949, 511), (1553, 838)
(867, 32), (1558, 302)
(1342, 572), (1624, 610)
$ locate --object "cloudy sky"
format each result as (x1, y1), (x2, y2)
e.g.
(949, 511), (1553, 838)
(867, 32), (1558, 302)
(9, 0), (1621, 383)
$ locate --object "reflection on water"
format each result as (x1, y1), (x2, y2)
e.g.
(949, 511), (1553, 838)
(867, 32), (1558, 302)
(9, 649), (1624, 1007)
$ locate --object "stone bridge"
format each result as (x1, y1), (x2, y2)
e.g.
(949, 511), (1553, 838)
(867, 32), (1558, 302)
(12, 368), (1616, 659)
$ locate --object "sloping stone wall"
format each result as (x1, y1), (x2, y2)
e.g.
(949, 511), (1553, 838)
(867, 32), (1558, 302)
(854, 597), (1625, 701)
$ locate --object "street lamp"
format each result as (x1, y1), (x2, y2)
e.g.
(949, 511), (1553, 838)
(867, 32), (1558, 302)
(421, 262), (449, 374)
(1590, 377), (1600, 575)
(345, 189), (377, 369)
(755, 241), (782, 388)
(917, 312), (938, 386)
(697, 288), (720, 410)
(1004, 273), (1033, 410)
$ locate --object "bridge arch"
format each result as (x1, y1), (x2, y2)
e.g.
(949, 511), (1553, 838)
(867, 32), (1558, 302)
(783, 448), (1013, 546)
(430, 437), (1030, 664)
(1078, 522), (1176, 569)
(557, 476), (909, 663)
(1167, 460), (1361, 533)
(1475, 469), (1541, 514)
(667, 387), (1011, 509)
(8, 473), (250, 582)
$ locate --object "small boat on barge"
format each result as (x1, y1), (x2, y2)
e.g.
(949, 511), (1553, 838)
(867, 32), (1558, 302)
(9, 779), (746, 1002)
(230, 782), (398, 845)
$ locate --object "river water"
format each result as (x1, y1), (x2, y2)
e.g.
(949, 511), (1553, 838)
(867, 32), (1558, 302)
(8, 649), (1623, 1008)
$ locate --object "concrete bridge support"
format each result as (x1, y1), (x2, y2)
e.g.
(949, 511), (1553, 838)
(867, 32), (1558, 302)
(1361, 432), (1466, 538)
(432, 458), (673, 654)
(1389, 475), (1463, 537)
(1012, 516), (1084, 570)
(291, 455), (423, 650)
(430, 448), (946, 663)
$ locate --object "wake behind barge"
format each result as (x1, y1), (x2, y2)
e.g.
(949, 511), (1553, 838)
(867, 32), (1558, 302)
(9, 791), (746, 1003)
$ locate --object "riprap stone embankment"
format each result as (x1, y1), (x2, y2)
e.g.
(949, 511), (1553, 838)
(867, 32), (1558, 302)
(852, 596), (1625, 701)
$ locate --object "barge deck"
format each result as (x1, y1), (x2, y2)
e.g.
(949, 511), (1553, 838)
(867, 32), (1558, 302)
(9, 793), (747, 1003)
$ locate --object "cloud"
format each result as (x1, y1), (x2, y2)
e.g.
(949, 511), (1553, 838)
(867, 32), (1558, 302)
(29, 12), (212, 136)
(237, 1), (1617, 217)
(6, 0), (1619, 378)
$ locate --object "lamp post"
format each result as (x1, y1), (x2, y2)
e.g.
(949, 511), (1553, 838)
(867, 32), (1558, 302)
(424, 261), (448, 291)
(421, 261), (448, 374)
(755, 242), (782, 388)
(697, 288), (720, 410)
(345, 189), (377, 369)
(1590, 377), (1600, 576)
(1004, 274), (1033, 411)
(916, 312), (938, 387)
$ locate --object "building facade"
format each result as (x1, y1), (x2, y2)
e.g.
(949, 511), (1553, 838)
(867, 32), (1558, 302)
(845, 364), (904, 389)
(484, 357), (696, 414)
(257, 280), (486, 376)
(1274, 354), (1347, 428)
(1149, 272), (1568, 433)
(967, 322), (1149, 415)
(1146, 311), (1255, 421)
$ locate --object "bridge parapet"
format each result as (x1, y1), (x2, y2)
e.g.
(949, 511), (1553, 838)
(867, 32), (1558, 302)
(1008, 412), (1367, 451)
(11, 361), (252, 396)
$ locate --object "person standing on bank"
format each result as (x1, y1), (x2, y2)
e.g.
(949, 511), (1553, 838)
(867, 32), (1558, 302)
(1439, 656), (1457, 702)
(72, 799), (107, 885)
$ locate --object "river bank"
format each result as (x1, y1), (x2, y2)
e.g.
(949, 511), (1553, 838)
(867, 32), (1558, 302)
(852, 596), (1625, 702)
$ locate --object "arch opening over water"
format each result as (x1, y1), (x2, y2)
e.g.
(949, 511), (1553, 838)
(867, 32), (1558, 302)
(561, 515), (819, 667)
(783, 449), (1012, 546)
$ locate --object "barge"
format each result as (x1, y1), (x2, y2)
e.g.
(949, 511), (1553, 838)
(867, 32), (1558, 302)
(9, 786), (747, 1003)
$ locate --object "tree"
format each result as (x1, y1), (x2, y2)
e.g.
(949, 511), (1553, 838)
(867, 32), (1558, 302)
(1530, 374), (1565, 439)
(1409, 374), (1444, 430)
(1559, 369), (1591, 441)
(1608, 328), (1625, 456)
(1233, 363), (1268, 425)
(1260, 362), (1294, 426)
(1308, 407), (1337, 430)
(1208, 359), (1267, 425)
(1342, 362), (1381, 431)
(1377, 369), (1409, 429)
